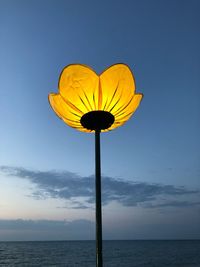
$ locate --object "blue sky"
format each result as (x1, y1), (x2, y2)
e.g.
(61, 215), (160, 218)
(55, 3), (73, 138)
(0, 0), (200, 241)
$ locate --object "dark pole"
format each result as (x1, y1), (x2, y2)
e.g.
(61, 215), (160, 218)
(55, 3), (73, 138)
(95, 130), (103, 267)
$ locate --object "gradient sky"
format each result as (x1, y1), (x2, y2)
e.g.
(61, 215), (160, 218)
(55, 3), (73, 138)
(0, 0), (200, 241)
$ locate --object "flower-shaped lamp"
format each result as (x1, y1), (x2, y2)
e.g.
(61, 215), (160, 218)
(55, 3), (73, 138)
(49, 63), (143, 132)
(48, 63), (143, 267)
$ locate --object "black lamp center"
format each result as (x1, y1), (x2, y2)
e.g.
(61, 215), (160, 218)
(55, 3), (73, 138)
(80, 111), (115, 131)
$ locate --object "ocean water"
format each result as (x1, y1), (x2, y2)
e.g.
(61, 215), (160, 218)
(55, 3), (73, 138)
(0, 240), (200, 267)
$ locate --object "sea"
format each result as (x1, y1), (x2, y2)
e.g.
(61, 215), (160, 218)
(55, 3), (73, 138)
(0, 240), (200, 267)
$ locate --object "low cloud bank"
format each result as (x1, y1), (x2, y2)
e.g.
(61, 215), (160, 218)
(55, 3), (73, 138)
(1, 166), (199, 209)
(0, 219), (94, 241)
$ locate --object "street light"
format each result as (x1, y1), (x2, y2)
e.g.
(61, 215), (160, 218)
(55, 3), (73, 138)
(48, 63), (143, 267)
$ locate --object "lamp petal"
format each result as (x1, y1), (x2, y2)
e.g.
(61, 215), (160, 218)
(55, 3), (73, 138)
(100, 64), (135, 113)
(49, 93), (81, 123)
(114, 93), (143, 124)
(58, 64), (99, 113)
(48, 93), (94, 132)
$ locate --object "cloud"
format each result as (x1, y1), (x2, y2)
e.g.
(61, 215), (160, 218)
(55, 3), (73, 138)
(143, 200), (200, 209)
(1, 166), (199, 209)
(0, 218), (92, 231)
(0, 219), (94, 241)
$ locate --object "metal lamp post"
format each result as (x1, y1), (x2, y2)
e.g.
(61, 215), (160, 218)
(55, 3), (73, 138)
(48, 63), (143, 267)
(81, 110), (115, 266)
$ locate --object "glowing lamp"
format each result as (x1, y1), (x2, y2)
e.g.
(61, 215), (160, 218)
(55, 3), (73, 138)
(48, 63), (143, 267)
(49, 64), (142, 132)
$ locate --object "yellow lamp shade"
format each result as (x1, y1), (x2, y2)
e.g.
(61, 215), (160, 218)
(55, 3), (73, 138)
(48, 63), (143, 132)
